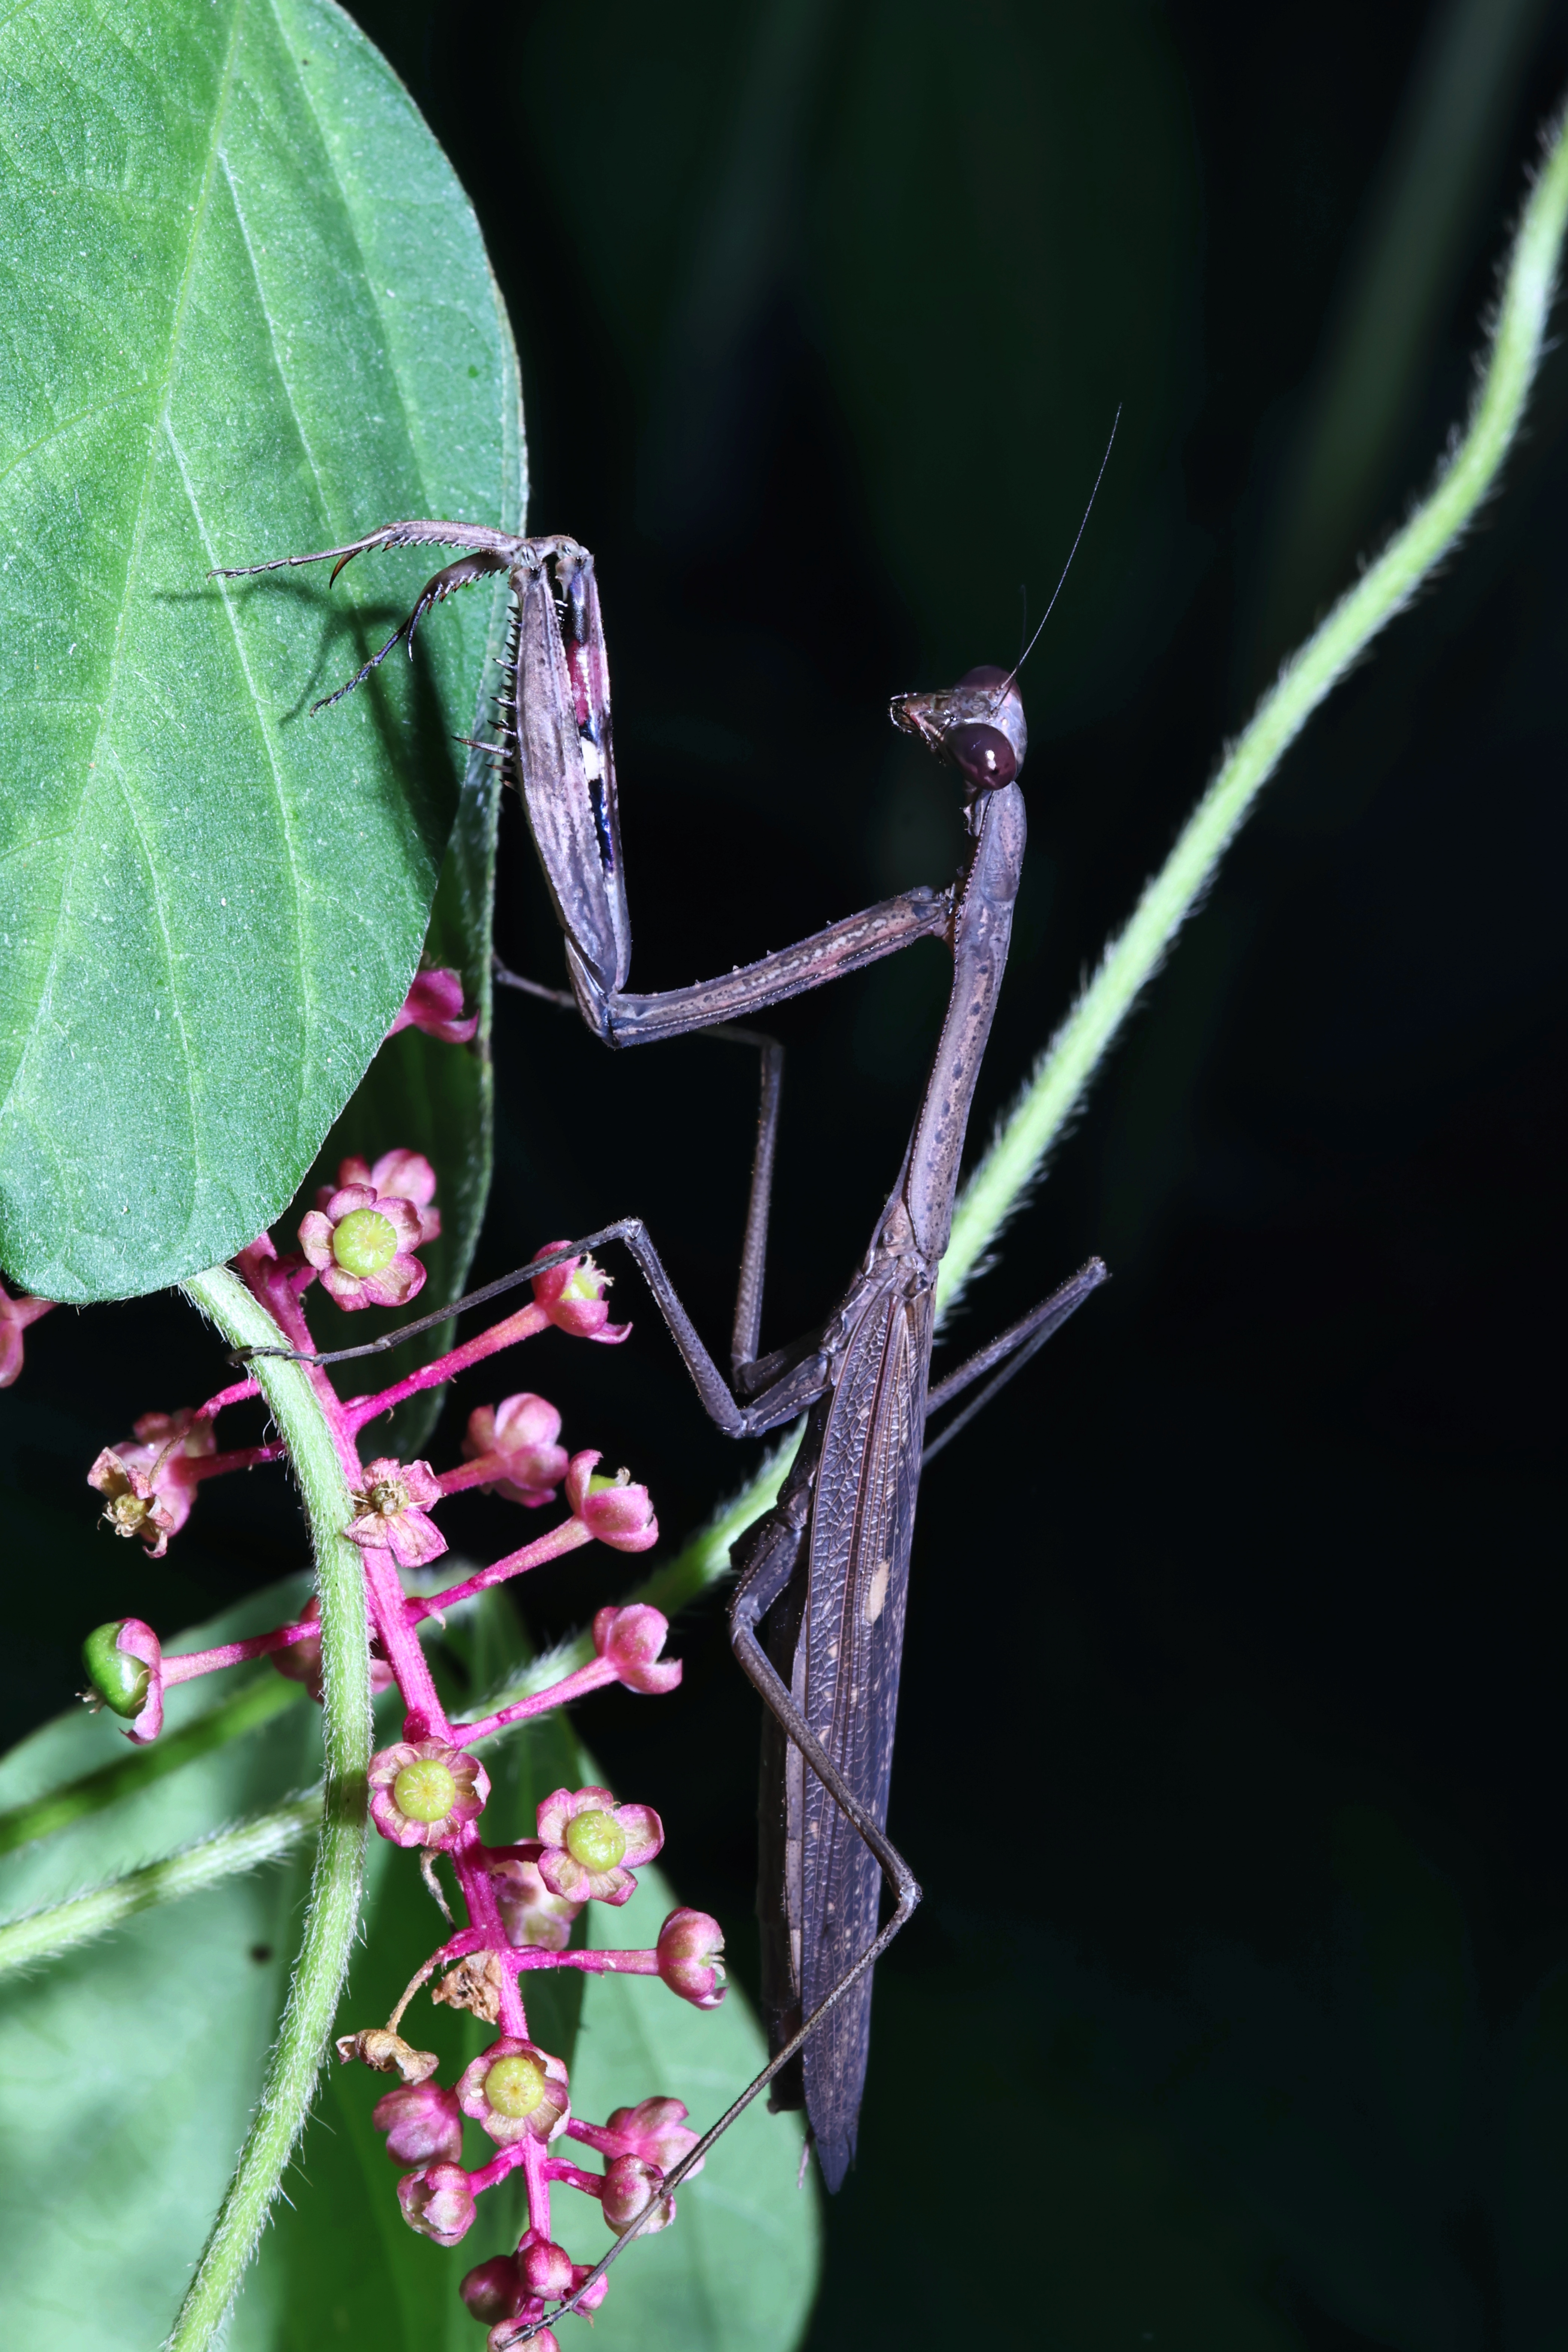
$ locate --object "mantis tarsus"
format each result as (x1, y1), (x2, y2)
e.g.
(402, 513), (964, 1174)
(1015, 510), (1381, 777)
(219, 521), (1107, 2308)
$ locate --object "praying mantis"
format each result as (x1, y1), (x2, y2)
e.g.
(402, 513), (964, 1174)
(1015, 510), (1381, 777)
(219, 513), (1107, 2310)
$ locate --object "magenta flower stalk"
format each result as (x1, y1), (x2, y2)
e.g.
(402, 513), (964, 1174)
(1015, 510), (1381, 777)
(74, 1137), (725, 2343)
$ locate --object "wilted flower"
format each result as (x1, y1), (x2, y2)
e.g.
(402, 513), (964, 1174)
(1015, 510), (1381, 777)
(80, 1617), (164, 1744)
(456, 2038), (570, 2147)
(397, 2161), (476, 2246)
(656, 1909), (727, 2009)
(346, 1457), (447, 1568)
(461, 1393), (569, 1506)
(563, 1452), (657, 1553)
(531, 1246), (630, 1343)
(389, 967), (479, 1046)
(373, 2077), (465, 2166)
(535, 1784), (663, 1907)
(369, 1738), (489, 1849)
(334, 2028), (440, 2083)
(593, 1603), (681, 1693)
(86, 1450), (179, 1558)
(486, 1854), (584, 1953)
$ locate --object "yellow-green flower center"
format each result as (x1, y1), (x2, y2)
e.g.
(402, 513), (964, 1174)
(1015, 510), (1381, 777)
(565, 1808), (627, 1873)
(393, 1759), (458, 1824)
(485, 2054), (546, 2118)
(333, 1206), (397, 1276)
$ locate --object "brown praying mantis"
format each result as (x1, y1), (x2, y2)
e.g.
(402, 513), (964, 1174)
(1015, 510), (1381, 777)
(219, 504), (1108, 2318)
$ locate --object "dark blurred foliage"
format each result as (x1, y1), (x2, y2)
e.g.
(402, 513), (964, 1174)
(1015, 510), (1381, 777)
(8, 1), (1568, 2343)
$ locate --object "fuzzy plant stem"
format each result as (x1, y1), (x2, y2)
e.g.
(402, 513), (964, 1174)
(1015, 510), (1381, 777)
(0, 1796), (321, 1976)
(939, 104), (1568, 1309)
(165, 1265), (373, 2352)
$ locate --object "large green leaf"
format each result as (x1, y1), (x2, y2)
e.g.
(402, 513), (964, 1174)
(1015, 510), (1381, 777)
(0, 0), (523, 1304)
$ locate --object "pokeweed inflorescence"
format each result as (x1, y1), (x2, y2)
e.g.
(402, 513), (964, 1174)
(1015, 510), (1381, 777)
(74, 969), (725, 2352)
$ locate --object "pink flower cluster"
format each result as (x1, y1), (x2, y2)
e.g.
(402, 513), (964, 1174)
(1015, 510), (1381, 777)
(67, 977), (723, 2342)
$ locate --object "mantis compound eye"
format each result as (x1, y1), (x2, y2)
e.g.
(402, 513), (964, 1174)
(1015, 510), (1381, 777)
(946, 721), (1018, 790)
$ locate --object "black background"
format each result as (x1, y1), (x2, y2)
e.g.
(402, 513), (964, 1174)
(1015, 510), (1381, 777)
(7, 4), (1568, 2344)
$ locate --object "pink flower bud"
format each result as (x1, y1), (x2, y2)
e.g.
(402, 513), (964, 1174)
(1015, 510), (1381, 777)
(531, 1245), (630, 1343)
(459, 2256), (522, 2325)
(369, 1739), (489, 1849)
(389, 967), (479, 1047)
(462, 1393), (569, 1507)
(563, 1452), (657, 1553)
(330, 1149), (442, 1245)
(656, 1909), (727, 2009)
(346, 1457), (447, 1569)
(519, 2236), (574, 2297)
(456, 2038), (571, 2147)
(592, 1604), (681, 1694)
(486, 1854), (584, 1952)
(535, 1784), (663, 1907)
(601, 2152), (676, 2236)
(603, 2095), (703, 2178)
(80, 1618), (164, 1744)
(0, 1277), (54, 1387)
(372, 2077), (464, 2166)
(397, 2161), (475, 2246)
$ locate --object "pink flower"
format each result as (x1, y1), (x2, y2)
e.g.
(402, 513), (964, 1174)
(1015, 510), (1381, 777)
(397, 2161), (475, 2245)
(373, 2077), (464, 2166)
(369, 1738), (489, 1849)
(0, 1279), (54, 1386)
(563, 1452), (658, 1553)
(531, 1245), (630, 1344)
(80, 1618), (164, 1744)
(486, 1854), (584, 1952)
(86, 1450), (179, 1558)
(461, 1394), (569, 1507)
(656, 1909), (727, 2009)
(388, 967), (478, 1046)
(271, 1595), (396, 1704)
(456, 2038), (570, 2147)
(593, 1603), (681, 1693)
(602, 2095), (703, 2179)
(328, 1149), (441, 1246)
(298, 1164), (434, 1311)
(601, 2152), (677, 2236)
(535, 1784), (663, 1907)
(346, 1458), (447, 1568)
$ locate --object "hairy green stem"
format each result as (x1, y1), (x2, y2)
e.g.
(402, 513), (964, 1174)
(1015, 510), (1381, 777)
(0, 1794), (320, 1974)
(165, 1266), (372, 2352)
(0, 1674), (304, 1857)
(939, 105), (1568, 1308)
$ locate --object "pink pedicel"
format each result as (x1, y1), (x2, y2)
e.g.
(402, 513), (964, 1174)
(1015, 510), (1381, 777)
(72, 1136), (716, 2338)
